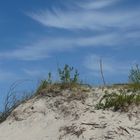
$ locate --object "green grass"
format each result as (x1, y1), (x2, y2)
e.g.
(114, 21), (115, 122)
(96, 90), (140, 111)
(36, 64), (81, 95)
(2, 63), (140, 124)
(127, 83), (140, 91)
(36, 80), (49, 94)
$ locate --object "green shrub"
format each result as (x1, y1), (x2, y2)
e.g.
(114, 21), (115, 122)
(96, 90), (140, 111)
(58, 64), (79, 84)
(35, 65), (80, 94)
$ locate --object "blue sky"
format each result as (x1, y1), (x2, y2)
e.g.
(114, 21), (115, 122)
(0, 0), (140, 105)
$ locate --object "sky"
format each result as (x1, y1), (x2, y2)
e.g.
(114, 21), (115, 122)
(0, 0), (140, 107)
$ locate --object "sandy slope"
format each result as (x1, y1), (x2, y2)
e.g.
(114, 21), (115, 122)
(0, 88), (140, 140)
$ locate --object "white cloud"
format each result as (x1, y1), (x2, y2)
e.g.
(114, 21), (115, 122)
(0, 30), (140, 61)
(0, 0), (139, 61)
(84, 54), (131, 76)
(79, 0), (118, 10)
(28, 0), (140, 30)
(0, 41), (50, 61)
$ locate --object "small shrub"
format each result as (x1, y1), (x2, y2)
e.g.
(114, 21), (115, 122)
(36, 65), (81, 94)
(96, 90), (140, 111)
(58, 64), (79, 84)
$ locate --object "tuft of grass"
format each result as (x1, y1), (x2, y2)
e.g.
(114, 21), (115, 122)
(0, 65), (83, 123)
(0, 81), (34, 123)
(96, 90), (140, 111)
(36, 65), (81, 95)
(127, 83), (140, 91)
(36, 80), (49, 94)
(36, 72), (53, 94)
(128, 64), (140, 90)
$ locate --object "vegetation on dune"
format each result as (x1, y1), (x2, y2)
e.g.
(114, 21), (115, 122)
(58, 64), (79, 84)
(96, 90), (140, 111)
(0, 64), (83, 123)
(128, 64), (140, 90)
(96, 64), (140, 111)
(0, 81), (34, 123)
(1, 63), (140, 123)
(36, 64), (80, 95)
(129, 64), (140, 84)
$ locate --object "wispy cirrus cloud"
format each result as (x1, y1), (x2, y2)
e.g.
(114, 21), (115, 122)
(84, 54), (132, 76)
(0, 0), (139, 62)
(28, 0), (140, 30)
(83, 54), (135, 84)
(0, 0), (139, 85)
(0, 31), (138, 61)
(78, 0), (119, 10)
(0, 30), (140, 61)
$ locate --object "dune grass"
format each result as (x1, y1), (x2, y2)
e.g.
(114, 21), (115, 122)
(96, 90), (140, 111)
(0, 81), (34, 123)
(36, 64), (80, 95)
(1, 64), (140, 123)
(96, 64), (140, 112)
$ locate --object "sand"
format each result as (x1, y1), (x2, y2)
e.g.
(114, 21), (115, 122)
(0, 87), (140, 140)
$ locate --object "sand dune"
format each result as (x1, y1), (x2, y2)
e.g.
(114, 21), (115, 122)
(0, 87), (140, 140)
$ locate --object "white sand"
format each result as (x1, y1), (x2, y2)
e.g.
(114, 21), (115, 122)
(0, 87), (140, 140)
